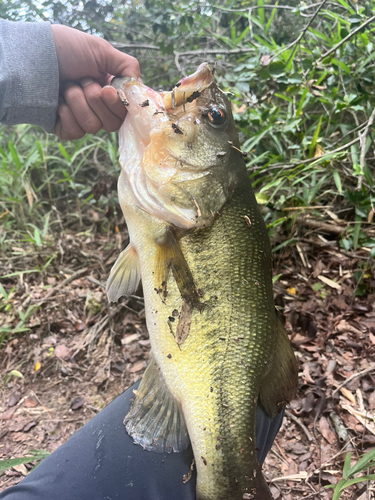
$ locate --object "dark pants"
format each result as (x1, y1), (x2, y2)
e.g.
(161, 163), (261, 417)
(0, 381), (283, 500)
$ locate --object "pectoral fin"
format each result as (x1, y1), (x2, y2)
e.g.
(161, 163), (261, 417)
(259, 315), (298, 418)
(124, 354), (190, 453)
(155, 228), (202, 309)
(106, 244), (141, 302)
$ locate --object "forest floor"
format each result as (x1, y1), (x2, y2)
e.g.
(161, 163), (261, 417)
(0, 204), (374, 499)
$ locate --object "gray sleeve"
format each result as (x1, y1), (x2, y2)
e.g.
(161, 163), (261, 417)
(0, 20), (59, 132)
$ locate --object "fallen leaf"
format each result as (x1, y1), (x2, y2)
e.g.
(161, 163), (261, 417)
(1, 407), (16, 420)
(54, 344), (71, 360)
(23, 397), (38, 408)
(8, 394), (21, 407)
(121, 333), (140, 345)
(129, 360), (144, 373)
(319, 416), (336, 444)
(340, 387), (356, 405)
(317, 275), (342, 290)
(71, 396), (84, 411)
(368, 391), (375, 410)
(23, 421), (37, 432)
(12, 464), (28, 476)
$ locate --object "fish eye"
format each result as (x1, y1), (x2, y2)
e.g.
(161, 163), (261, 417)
(207, 107), (227, 128)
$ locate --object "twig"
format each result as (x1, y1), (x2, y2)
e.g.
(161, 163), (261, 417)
(109, 42), (159, 50)
(269, 0), (328, 62)
(332, 365), (375, 397)
(250, 136), (361, 172)
(358, 107), (375, 190)
(298, 216), (345, 236)
(285, 410), (313, 442)
(35, 268), (89, 305)
(317, 14), (375, 63)
(174, 47), (256, 73)
(213, 4), (321, 13)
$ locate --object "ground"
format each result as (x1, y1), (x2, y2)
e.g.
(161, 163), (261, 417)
(0, 207), (374, 499)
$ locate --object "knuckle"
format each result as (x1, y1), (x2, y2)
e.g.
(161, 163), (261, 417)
(82, 115), (101, 134)
(85, 87), (102, 104)
(64, 85), (82, 102)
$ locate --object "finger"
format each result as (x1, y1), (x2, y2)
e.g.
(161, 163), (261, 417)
(81, 79), (125, 132)
(101, 86), (127, 119)
(97, 39), (142, 81)
(55, 103), (85, 140)
(63, 82), (102, 134)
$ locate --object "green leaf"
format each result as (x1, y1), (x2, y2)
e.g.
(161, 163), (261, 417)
(288, 74), (302, 84)
(257, 0), (264, 25)
(309, 116), (323, 158)
(333, 171), (342, 195)
(0, 450), (50, 473)
(57, 144), (71, 163)
(342, 452), (351, 479)
(8, 141), (22, 170)
(296, 88), (308, 116)
(269, 61), (285, 77)
(265, 4), (277, 35)
(348, 449), (375, 476)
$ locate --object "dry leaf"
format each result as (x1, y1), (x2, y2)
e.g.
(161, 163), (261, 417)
(340, 387), (356, 405)
(54, 344), (71, 360)
(317, 275), (342, 290)
(319, 416), (336, 444)
(129, 360), (144, 373)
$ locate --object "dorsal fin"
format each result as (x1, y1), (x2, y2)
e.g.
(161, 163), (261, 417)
(106, 244), (141, 302)
(124, 354), (190, 453)
(259, 314), (298, 418)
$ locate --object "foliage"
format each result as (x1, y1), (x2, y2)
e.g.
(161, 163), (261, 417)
(1, 1), (375, 492)
(325, 450), (375, 499)
(0, 450), (50, 474)
(1, 2), (375, 316)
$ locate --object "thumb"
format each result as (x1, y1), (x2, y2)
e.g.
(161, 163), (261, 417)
(104, 44), (142, 80)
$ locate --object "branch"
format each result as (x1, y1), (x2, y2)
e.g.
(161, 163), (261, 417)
(317, 14), (375, 63)
(109, 42), (159, 50)
(213, 4), (323, 13)
(250, 136), (361, 173)
(269, 0), (328, 62)
(358, 107), (375, 190)
(174, 47), (255, 72)
(175, 47), (255, 57)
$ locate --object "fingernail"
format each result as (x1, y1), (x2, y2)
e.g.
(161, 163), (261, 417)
(81, 77), (94, 88)
(103, 86), (118, 105)
(137, 77), (143, 84)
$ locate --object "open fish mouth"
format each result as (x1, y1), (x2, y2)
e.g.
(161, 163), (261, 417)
(111, 63), (215, 137)
(112, 64), (224, 228)
(161, 63), (214, 110)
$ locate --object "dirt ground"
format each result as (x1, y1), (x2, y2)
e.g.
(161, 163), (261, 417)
(1, 208), (374, 499)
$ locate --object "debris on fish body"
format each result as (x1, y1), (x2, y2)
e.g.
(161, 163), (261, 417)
(108, 63), (298, 500)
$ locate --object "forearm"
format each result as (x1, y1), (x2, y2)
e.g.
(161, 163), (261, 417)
(0, 20), (59, 132)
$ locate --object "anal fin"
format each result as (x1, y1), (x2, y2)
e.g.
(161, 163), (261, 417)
(106, 244), (141, 302)
(260, 314), (298, 418)
(124, 354), (190, 453)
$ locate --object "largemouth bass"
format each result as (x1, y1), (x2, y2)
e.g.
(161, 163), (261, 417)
(108, 64), (298, 500)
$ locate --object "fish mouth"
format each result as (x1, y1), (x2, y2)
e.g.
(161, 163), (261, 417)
(162, 63), (214, 110)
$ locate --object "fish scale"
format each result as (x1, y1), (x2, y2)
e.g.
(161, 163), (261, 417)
(128, 174), (274, 499)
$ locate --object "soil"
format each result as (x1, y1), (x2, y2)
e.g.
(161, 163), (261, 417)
(1, 207), (374, 499)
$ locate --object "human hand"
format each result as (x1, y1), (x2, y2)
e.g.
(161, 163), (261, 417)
(51, 25), (141, 140)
